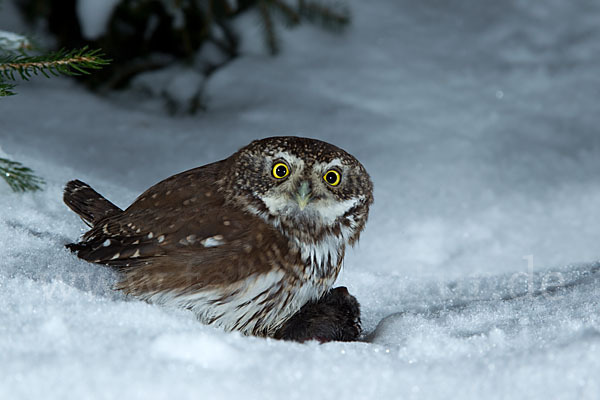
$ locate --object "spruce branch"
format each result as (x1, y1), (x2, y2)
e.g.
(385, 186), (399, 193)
(298, 1), (350, 32)
(269, 0), (301, 28)
(0, 81), (15, 96)
(0, 157), (45, 192)
(0, 46), (110, 82)
(258, 0), (280, 55)
(255, 0), (349, 55)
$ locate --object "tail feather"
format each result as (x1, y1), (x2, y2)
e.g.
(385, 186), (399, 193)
(63, 180), (122, 226)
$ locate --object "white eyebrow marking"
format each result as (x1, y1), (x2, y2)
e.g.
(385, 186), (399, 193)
(271, 151), (304, 170)
(326, 159), (343, 168)
(316, 196), (364, 225)
(315, 158), (343, 171)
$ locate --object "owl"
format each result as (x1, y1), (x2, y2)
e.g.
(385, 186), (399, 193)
(64, 136), (373, 341)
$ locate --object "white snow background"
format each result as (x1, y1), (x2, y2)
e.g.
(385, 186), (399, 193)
(2, 0), (600, 399)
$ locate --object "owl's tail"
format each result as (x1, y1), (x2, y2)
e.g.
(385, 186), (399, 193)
(63, 180), (123, 227)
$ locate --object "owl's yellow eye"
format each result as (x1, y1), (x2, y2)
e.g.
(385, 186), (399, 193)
(272, 163), (290, 179)
(323, 170), (341, 186)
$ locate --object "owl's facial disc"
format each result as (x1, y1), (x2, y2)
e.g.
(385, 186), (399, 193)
(259, 157), (363, 229)
(229, 136), (373, 246)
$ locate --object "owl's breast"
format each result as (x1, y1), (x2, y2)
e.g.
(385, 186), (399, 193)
(121, 194), (347, 336)
(152, 267), (330, 337)
(292, 230), (347, 288)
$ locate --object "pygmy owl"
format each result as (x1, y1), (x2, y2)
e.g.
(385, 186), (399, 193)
(64, 136), (373, 340)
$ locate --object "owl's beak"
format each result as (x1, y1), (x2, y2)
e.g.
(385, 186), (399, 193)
(295, 181), (312, 211)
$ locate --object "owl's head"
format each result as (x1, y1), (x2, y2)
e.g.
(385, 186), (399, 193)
(223, 136), (373, 245)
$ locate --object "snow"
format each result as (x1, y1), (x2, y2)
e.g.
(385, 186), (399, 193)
(76, 0), (121, 40)
(0, 30), (29, 51)
(2, 0), (600, 399)
(129, 65), (206, 114)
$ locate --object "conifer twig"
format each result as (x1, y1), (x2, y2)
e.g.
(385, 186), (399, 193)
(0, 47), (110, 81)
(298, 1), (350, 32)
(270, 0), (301, 28)
(258, 0), (280, 55)
(0, 81), (15, 96)
(0, 157), (45, 192)
(255, 0), (349, 55)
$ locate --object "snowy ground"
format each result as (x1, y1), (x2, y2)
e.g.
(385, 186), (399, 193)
(2, 0), (600, 399)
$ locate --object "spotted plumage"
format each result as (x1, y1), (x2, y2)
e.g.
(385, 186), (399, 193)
(64, 136), (373, 339)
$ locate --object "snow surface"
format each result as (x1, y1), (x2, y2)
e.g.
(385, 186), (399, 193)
(2, 0), (600, 399)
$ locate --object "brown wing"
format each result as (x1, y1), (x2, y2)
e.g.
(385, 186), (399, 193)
(72, 160), (301, 294)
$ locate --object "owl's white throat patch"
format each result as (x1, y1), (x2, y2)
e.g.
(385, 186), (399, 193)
(248, 192), (362, 282)
(260, 194), (364, 227)
(312, 196), (364, 226)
